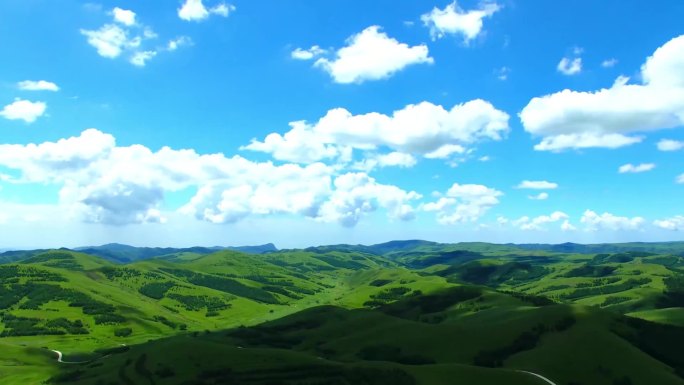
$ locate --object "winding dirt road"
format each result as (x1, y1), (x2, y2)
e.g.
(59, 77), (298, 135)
(517, 370), (558, 385)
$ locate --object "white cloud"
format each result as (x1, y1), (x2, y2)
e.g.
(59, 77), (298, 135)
(424, 144), (466, 159)
(316, 173), (421, 227)
(178, 0), (234, 21)
(0, 129), (420, 228)
(313, 26), (433, 84)
(516, 180), (558, 190)
(561, 220), (576, 231)
(618, 163), (655, 174)
(421, 1), (500, 42)
(424, 183), (502, 224)
(602, 58), (618, 68)
(0, 99), (47, 123)
(130, 51), (157, 67)
(654, 215), (684, 231)
(353, 152), (417, 171)
(112, 7), (136, 26)
(557, 57), (582, 75)
(210, 3), (235, 17)
(657, 139), (684, 151)
(528, 192), (549, 200)
(521, 35), (684, 151)
(513, 211), (568, 230)
(243, 99), (509, 166)
(80, 24), (134, 58)
(17, 80), (59, 92)
(167, 36), (192, 51)
(677, 174), (684, 184)
(496, 66), (510, 81)
(580, 210), (644, 231)
(291, 45), (326, 60)
(478, 155), (491, 162)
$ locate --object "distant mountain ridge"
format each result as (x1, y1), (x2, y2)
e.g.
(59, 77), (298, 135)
(3, 240), (684, 265)
(0, 243), (278, 264)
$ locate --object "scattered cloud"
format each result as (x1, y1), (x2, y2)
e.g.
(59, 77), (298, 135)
(677, 174), (684, 184)
(602, 58), (618, 68)
(112, 7), (136, 26)
(0, 99), (47, 123)
(421, 1), (500, 42)
(353, 152), (417, 172)
(316, 173), (422, 227)
(496, 66), (510, 80)
(528, 192), (549, 200)
(521, 35), (684, 151)
(17, 80), (59, 92)
(81, 23), (139, 59)
(557, 57), (582, 75)
(424, 183), (502, 224)
(291, 45), (327, 60)
(0, 129), (420, 227)
(561, 220), (577, 231)
(516, 180), (558, 189)
(243, 99), (509, 167)
(581, 210), (644, 231)
(513, 211), (568, 230)
(654, 215), (684, 231)
(129, 51), (157, 67)
(618, 163), (655, 174)
(167, 36), (193, 51)
(178, 0), (235, 22)
(657, 139), (684, 151)
(311, 26), (433, 84)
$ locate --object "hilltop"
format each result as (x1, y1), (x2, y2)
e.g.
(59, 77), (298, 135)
(0, 241), (683, 384)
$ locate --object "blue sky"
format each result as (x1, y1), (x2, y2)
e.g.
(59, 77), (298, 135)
(0, 0), (683, 249)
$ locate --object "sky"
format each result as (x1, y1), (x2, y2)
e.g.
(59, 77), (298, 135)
(0, 0), (683, 249)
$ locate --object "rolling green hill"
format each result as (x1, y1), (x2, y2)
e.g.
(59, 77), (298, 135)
(1, 241), (684, 384)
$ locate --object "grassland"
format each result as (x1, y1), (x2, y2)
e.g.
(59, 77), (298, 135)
(0, 241), (683, 384)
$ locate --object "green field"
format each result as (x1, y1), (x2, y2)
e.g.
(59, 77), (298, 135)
(1, 241), (684, 384)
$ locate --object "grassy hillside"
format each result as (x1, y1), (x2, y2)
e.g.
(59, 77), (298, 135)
(1, 241), (684, 384)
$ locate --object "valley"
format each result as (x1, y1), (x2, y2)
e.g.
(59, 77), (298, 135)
(0, 241), (683, 384)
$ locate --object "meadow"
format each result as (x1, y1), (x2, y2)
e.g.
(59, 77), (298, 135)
(1, 241), (683, 384)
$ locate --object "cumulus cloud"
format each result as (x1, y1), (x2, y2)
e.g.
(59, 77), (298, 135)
(167, 36), (193, 51)
(521, 35), (684, 151)
(0, 130), (420, 227)
(243, 99), (509, 167)
(657, 139), (684, 151)
(291, 45), (326, 60)
(0, 99), (47, 123)
(516, 180), (558, 190)
(557, 57), (582, 75)
(312, 26), (433, 84)
(130, 51), (157, 67)
(561, 220), (577, 231)
(654, 215), (684, 231)
(528, 192), (549, 200)
(580, 210), (644, 231)
(17, 80), (59, 92)
(513, 211), (568, 230)
(112, 7), (136, 26)
(316, 173), (422, 227)
(178, 0), (235, 22)
(353, 152), (417, 172)
(423, 183), (502, 224)
(80, 7), (179, 66)
(80, 23), (136, 58)
(602, 58), (618, 68)
(421, 1), (500, 42)
(618, 163), (655, 174)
